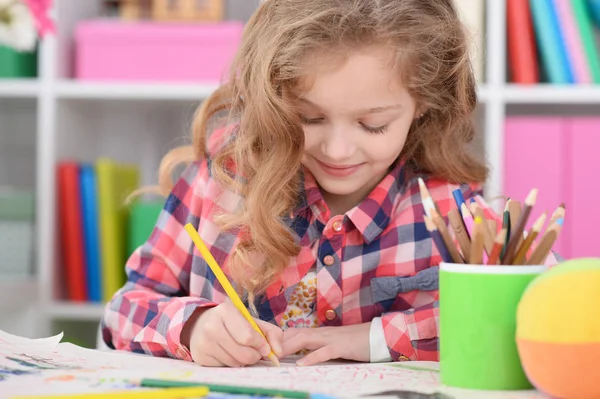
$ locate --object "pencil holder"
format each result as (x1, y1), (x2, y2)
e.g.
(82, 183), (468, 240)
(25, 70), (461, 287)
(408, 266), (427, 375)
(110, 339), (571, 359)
(439, 263), (547, 390)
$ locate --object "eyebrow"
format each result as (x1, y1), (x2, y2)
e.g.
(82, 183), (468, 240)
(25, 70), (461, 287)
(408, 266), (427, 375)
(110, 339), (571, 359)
(297, 97), (402, 114)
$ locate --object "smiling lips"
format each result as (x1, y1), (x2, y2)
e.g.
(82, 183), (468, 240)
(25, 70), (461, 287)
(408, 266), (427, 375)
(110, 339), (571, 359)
(316, 159), (364, 177)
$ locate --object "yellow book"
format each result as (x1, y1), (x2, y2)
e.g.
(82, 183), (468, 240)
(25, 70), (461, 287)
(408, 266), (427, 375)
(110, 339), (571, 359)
(96, 158), (140, 302)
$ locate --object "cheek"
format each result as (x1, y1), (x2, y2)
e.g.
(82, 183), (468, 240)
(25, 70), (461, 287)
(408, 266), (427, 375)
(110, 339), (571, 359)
(302, 128), (319, 151)
(365, 128), (410, 162)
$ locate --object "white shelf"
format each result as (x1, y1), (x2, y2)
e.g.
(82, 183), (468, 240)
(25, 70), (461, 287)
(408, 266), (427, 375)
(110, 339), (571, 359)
(504, 85), (600, 104)
(44, 302), (106, 321)
(0, 79), (40, 98)
(56, 80), (219, 101)
(0, 277), (38, 299)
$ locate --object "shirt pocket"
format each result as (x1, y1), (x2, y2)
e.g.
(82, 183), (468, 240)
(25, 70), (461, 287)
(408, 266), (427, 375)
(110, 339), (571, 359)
(370, 266), (439, 311)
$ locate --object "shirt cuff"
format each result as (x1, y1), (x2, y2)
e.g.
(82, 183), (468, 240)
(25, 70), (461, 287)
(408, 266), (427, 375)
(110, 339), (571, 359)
(163, 299), (217, 361)
(369, 317), (393, 363)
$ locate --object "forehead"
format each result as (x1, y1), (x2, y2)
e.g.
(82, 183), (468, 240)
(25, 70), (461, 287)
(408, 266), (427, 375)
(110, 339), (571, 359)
(294, 46), (410, 109)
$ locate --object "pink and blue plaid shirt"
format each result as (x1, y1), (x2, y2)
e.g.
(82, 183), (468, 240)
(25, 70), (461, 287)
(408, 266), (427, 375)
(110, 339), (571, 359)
(101, 122), (492, 363)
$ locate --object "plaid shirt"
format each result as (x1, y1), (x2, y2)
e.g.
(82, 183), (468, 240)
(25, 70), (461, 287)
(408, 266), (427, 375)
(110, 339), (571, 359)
(102, 123), (492, 363)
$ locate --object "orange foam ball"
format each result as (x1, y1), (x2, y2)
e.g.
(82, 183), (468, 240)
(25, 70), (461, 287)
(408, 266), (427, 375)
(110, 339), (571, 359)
(516, 258), (600, 399)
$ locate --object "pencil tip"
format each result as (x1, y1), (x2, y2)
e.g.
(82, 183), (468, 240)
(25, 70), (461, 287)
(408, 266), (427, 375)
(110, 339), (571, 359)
(534, 212), (547, 231)
(526, 188), (539, 205)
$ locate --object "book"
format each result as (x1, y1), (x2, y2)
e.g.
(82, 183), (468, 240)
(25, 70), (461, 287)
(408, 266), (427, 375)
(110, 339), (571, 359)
(96, 158), (139, 302)
(127, 201), (164, 257)
(57, 162), (88, 302)
(588, 0), (600, 26)
(529, 0), (574, 83)
(552, 0), (592, 83)
(572, 0), (600, 83)
(507, 0), (539, 83)
(80, 164), (103, 303)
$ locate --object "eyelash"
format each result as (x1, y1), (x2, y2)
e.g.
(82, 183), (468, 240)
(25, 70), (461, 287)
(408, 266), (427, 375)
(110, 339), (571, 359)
(300, 117), (389, 135)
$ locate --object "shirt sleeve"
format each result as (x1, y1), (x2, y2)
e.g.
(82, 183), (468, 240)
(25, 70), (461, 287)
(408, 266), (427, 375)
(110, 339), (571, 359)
(380, 300), (440, 361)
(369, 317), (393, 363)
(101, 160), (217, 361)
(376, 183), (492, 361)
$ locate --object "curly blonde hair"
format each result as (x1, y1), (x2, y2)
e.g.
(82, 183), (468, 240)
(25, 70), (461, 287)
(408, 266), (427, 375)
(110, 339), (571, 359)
(156, 0), (488, 300)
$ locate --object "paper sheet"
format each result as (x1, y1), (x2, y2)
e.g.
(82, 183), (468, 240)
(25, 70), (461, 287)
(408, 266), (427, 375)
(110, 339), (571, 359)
(0, 330), (545, 399)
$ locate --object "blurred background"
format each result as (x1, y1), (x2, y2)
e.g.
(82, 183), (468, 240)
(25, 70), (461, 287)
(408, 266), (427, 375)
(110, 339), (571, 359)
(0, 0), (599, 347)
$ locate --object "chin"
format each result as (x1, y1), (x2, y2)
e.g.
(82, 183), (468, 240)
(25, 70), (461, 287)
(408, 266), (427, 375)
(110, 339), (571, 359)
(313, 177), (365, 196)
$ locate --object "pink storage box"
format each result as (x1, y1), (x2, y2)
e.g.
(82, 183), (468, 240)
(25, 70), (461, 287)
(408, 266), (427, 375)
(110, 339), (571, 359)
(75, 20), (244, 82)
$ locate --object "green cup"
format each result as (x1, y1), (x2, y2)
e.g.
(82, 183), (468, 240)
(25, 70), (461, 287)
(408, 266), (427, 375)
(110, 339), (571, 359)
(439, 263), (547, 390)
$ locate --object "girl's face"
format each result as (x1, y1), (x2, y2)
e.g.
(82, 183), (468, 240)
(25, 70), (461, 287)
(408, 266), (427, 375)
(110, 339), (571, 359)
(297, 46), (420, 213)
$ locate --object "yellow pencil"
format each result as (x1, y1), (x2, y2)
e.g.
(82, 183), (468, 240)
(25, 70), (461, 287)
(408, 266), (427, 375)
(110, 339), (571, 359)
(13, 386), (209, 399)
(184, 223), (280, 367)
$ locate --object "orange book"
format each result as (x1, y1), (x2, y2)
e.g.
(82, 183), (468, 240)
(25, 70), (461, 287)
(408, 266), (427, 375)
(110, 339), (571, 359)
(57, 162), (88, 302)
(507, 0), (539, 84)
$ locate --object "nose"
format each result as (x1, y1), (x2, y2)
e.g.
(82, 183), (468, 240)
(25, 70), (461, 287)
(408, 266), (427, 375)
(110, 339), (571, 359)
(320, 124), (356, 161)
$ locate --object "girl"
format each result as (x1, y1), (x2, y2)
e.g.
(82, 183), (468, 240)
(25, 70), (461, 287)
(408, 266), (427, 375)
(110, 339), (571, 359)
(102, 0), (492, 367)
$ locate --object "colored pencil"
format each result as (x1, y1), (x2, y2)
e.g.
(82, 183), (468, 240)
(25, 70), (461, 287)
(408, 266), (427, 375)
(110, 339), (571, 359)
(431, 210), (464, 263)
(473, 204), (494, 255)
(527, 218), (563, 265)
(452, 188), (466, 211)
(448, 208), (471, 260)
(508, 200), (522, 232)
(549, 203), (566, 225)
(501, 200), (512, 260)
(141, 378), (311, 399)
(487, 228), (507, 265)
(184, 223), (280, 367)
(469, 216), (485, 264)
(12, 386), (209, 399)
(424, 215), (453, 263)
(487, 219), (497, 236)
(460, 203), (475, 238)
(512, 212), (547, 265)
(418, 178), (437, 218)
(503, 189), (538, 264)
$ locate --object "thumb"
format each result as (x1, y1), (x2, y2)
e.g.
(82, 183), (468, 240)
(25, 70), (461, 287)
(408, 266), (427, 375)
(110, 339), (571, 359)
(256, 319), (283, 358)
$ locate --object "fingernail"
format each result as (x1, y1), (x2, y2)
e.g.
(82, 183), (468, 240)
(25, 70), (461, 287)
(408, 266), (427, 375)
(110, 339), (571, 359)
(296, 359), (305, 367)
(260, 344), (271, 357)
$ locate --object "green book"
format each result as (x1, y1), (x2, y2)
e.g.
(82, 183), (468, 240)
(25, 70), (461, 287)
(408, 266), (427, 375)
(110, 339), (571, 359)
(572, 0), (600, 83)
(128, 200), (164, 256)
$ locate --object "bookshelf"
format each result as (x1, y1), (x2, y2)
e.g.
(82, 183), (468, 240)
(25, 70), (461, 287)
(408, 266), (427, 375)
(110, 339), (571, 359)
(0, 0), (598, 341)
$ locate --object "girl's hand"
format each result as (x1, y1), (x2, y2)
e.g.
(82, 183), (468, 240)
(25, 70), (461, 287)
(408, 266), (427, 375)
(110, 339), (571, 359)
(183, 301), (283, 367)
(282, 323), (371, 366)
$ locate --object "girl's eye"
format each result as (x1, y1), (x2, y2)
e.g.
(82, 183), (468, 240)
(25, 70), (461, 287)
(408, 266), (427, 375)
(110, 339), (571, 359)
(300, 116), (325, 125)
(360, 122), (389, 134)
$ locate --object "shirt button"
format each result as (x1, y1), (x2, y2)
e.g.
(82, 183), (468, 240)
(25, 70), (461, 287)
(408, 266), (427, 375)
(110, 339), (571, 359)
(323, 255), (335, 266)
(332, 220), (343, 232)
(175, 347), (187, 358)
(325, 309), (336, 321)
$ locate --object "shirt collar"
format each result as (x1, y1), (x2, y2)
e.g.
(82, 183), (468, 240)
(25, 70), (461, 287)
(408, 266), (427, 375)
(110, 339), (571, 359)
(292, 161), (407, 244)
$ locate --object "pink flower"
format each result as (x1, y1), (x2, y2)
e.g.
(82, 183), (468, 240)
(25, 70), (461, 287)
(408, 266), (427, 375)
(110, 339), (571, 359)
(22, 0), (54, 36)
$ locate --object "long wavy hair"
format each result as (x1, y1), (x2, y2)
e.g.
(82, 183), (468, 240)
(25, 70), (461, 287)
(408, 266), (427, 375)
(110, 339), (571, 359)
(155, 0), (488, 300)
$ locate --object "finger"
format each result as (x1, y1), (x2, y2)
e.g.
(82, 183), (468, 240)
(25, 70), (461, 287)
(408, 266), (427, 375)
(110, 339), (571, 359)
(219, 319), (263, 366)
(282, 330), (322, 357)
(223, 313), (271, 357)
(256, 319), (283, 358)
(194, 353), (226, 367)
(214, 342), (246, 368)
(297, 346), (337, 367)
